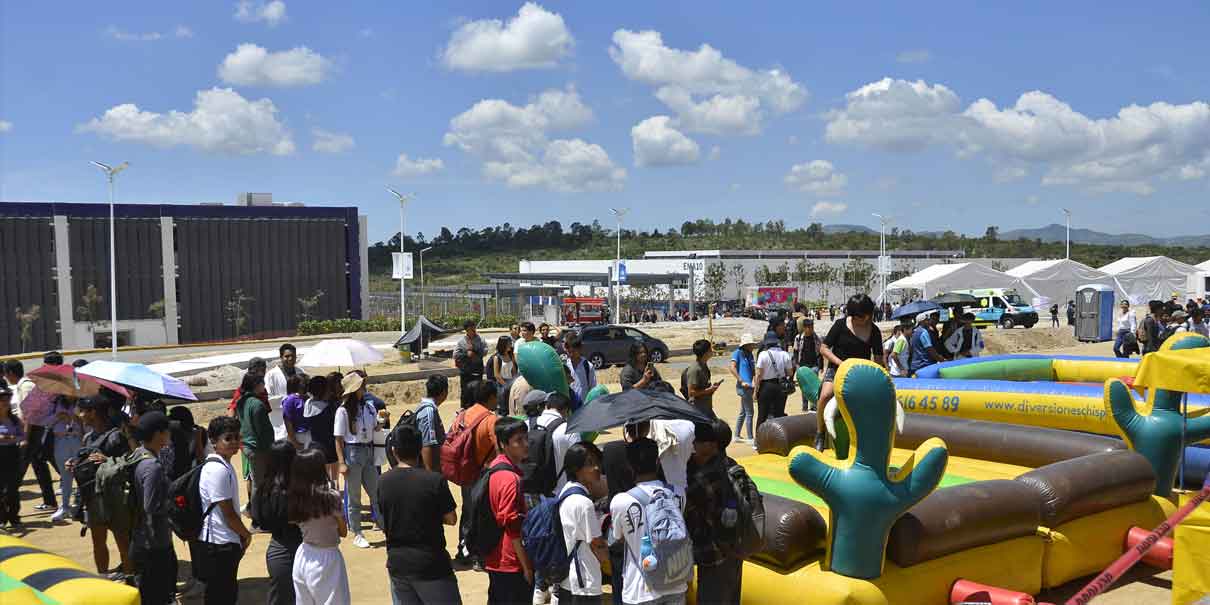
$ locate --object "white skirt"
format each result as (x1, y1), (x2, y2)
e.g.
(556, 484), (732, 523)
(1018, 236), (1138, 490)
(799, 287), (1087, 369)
(292, 543), (351, 605)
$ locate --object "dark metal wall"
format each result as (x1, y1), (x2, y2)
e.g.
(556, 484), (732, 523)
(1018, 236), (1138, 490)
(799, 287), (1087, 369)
(175, 217), (352, 341)
(0, 217), (59, 353)
(68, 218), (164, 321)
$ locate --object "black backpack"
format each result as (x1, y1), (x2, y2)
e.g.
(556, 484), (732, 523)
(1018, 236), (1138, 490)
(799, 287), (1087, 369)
(464, 462), (521, 558)
(520, 417), (564, 497)
(168, 458), (223, 541)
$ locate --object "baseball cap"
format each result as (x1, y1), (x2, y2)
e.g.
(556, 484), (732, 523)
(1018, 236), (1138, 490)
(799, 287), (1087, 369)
(135, 410), (171, 441)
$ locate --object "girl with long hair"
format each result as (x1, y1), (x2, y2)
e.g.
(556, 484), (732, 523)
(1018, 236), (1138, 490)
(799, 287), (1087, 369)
(253, 441), (301, 605)
(333, 372), (380, 549)
(289, 448), (350, 604)
(235, 373), (273, 507)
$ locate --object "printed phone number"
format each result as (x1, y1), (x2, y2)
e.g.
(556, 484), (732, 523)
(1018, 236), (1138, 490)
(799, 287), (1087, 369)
(897, 394), (960, 413)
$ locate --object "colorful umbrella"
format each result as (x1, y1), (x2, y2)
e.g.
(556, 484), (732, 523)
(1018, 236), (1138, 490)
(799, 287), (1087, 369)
(27, 364), (132, 399)
(77, 360), (197, 401)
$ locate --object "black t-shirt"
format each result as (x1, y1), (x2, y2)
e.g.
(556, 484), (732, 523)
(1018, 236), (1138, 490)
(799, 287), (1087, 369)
(377, 466), (457, 579)
(823, 319), (883, 362)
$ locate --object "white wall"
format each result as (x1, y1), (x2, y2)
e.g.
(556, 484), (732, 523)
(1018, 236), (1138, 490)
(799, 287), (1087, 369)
(65, 319), (171, 350)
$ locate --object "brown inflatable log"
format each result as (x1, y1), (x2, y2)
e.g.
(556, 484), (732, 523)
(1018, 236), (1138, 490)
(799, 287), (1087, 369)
(887, 480), (1044, 567)
(754, 413), (819, 456)
(895, 415), (1125, 468)
(747, 492), (828, 571)
(1014, 450), (1155, 527)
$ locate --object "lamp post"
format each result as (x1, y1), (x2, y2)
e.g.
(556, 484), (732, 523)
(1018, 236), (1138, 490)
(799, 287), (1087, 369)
(872, 212), (889, 303)
(91, 161), (129, 358)
(608, 207), (629, 323)
(419, 246), (433, 317)
(387, 188), (413, 334)
(1061, 208), (1072, 260)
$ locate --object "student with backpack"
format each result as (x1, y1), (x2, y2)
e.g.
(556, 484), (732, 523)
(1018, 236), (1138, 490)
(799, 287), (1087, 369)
(378, 424), (461, 604)
(609, 438), (692, 605)
(522, 391), (582, 604)
(471, 416), (534, 604)
(251, 441), (301, 605)
(128, 411), (178, 605)
(556, 442), (609, 604)
(290, 448), (352, 604)
(414, 375), (449, 472)
(685, 420), (748, 605)
(447, 380), (500, 567)
(235, 373), (274, 514)
(70, 396), (133, 575)
(199, 416), (252, 605)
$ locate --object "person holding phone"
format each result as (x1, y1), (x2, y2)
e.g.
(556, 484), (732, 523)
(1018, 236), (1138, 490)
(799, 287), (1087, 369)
(620, 343), (662, 391)
(685, 339), (723, 416)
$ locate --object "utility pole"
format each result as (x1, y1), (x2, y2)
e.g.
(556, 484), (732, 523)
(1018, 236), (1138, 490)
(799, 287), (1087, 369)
(91, 161), (129, 358)
(1061, 208), (1072, 259)
(609, 208), (629, 323)
(387, 188), (413, 334)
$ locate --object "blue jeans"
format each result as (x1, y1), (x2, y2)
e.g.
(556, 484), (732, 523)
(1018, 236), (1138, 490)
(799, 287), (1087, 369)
(53, 434), (81, 514)
(1113, 329), (1131, 358)
(735, 386), (754, 440)
(343, 443), (379, 533)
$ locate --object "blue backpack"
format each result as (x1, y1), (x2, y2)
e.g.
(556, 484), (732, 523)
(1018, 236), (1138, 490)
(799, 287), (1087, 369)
(625, 484), (693, 593)
(521, 485), (589, 586)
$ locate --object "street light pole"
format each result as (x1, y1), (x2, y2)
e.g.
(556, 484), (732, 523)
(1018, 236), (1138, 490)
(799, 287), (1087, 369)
(387, 188), (413, 334)
(1061, 208), (1072, 259)
(419, 246), (433, 317)
(872, 212), (889, 303)
(608, 208), (629, 323)
(91, 161), (129, 358)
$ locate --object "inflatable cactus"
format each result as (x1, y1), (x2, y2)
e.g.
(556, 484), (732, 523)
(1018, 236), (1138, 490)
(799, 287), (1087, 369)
(789, 359), (949, 579)
(1106, 333), (1210, 497)
(516, 341), (569, 397)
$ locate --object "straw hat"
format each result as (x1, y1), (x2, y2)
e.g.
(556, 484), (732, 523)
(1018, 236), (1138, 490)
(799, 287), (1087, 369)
(739, 333), (759, 348)
(341, 372), (366, 397)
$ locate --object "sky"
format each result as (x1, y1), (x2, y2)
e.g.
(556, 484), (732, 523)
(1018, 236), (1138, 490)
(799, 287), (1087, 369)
(3, 1), (1210, 244)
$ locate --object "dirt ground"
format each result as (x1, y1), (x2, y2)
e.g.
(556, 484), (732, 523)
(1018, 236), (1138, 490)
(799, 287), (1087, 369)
(6, 336), (1174, 604)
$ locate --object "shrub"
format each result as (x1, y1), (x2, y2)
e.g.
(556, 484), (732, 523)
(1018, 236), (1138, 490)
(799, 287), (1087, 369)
(296, 314), (518, 336)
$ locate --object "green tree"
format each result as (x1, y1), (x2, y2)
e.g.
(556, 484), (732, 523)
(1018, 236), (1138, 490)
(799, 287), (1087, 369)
(754, 264), (775, 286)
(297, 289), (326, 323)
(729, 263), (747, 300)
(14, 305), (41, 353)
(703, 262), (727, 302)
(76, 284), (103, 328)
(225, 289), (255, 338)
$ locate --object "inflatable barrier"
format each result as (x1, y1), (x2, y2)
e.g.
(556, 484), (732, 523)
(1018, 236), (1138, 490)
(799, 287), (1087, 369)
(0, 535), (138, 605)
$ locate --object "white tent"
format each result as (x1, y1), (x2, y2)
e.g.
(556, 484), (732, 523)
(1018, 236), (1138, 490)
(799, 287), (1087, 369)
(1007, 259), (1115, 307)
(1198, 260), (1210, 270)
(1098, 256), (1199, 304)
(886, 262), (1017, 298)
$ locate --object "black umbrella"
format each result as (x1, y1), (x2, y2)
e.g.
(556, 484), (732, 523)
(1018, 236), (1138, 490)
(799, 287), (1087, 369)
(565, 388), (713, 433)
(930, 292), (979, 307)
(891, 300), (942, 320)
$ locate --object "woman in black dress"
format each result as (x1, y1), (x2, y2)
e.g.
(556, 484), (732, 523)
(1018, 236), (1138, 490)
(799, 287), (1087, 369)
(816, 295), (885, 450)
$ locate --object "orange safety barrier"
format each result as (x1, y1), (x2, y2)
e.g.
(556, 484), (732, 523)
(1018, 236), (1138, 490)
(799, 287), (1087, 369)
(950, 579), (1049, 605)
(1125, 526), (1173, 570)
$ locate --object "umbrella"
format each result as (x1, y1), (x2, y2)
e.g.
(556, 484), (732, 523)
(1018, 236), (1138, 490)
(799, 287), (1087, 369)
(565, 387), (713, 433)
(298, 338), (384, 368)
(929, 292), (979, 307)
(891, 300), (942, 320)
(77, 360), (197, 401)
(27, 364), (132, 399)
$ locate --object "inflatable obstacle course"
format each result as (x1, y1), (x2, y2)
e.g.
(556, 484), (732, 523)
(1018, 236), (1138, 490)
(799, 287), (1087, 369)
(0, 536), (138, 605)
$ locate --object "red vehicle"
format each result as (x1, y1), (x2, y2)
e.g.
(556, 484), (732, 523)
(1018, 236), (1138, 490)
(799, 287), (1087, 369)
(562, 297), (607, 325)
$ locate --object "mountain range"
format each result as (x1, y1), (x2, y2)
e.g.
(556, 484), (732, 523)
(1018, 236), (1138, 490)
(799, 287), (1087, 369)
(821, 223), (1210, 248)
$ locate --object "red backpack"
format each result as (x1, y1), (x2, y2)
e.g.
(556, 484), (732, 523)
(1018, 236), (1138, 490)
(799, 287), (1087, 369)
(441, 407), (493, 486)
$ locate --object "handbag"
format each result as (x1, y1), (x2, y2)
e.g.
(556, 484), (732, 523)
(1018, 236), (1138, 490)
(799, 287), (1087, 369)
(775, 353), (796, 395)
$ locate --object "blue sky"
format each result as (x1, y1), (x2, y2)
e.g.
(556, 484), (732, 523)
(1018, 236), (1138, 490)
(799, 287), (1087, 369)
(3, 1), (1210, 243)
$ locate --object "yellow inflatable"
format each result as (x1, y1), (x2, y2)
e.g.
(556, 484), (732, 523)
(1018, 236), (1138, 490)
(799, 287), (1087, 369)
(0, 535), (138, 605)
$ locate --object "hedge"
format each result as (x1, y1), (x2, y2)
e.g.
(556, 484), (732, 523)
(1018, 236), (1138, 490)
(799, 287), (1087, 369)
(297, 314), (519, 336)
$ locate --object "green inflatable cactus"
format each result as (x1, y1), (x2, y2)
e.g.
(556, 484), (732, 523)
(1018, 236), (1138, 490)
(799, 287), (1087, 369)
(516, 341), (570, 397)
(1106, 333), (1210, 497)
(789, 359), (949, 579)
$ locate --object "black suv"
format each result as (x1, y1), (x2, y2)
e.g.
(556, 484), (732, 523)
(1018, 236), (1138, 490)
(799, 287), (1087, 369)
(561, 325), (670, 369)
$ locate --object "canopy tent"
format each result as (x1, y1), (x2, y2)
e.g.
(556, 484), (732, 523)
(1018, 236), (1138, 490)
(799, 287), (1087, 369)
(393, 315), (451, 355)
(1007, 259), (1116, 307)
(1197, 260), (1210, 271)
(885, 262), (1017, 298)
(1098, 256), (1199, 304)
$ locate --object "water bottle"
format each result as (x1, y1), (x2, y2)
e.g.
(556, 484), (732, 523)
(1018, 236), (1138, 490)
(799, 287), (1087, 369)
(639, 534), (658, 571)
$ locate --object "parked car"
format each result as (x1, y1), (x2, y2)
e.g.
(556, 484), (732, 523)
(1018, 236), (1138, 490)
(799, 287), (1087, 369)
(559, 324), (670, 369)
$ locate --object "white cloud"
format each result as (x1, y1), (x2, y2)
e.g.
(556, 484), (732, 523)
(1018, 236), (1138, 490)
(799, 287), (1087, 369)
(810, 201), (848, 217)
(785, 160), (847, 196)
(106, 25), (193, 41)
(609, 28), (806, 135)
(442, 3), (573, 72)
(1179, 163), (1206, 181)
(393, 154), (444, 177)
(0, 120), (11, 133)
(896, 49), (931, 64)
(79, 87), (295, 155)
(824, 77), (1210, 194)
(311, 128), (354, 153)
(630, 116), (700, 167)
(444, 86), (624, 192)
(219, 44), (332, 87)
(235, 0), (286, 27)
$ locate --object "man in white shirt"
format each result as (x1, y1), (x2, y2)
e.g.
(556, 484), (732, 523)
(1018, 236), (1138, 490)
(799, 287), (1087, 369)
(558, 442), (608, 604)
(563, 335), (597, 401)
(264, 343), (305, 441)
(753, 338), (793, 434)
(609, 438), (688, 605)
(199, 416), (252, 605)
(622, 419), (694, 500)
(1113, 301), (1138, 358)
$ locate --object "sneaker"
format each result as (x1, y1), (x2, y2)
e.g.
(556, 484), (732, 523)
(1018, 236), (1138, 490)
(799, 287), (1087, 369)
(472, 558), (485, 573)
(533, 586), (551, 604)
(180, 580), (206, 598)
(34, 504), (55, 511)
(352, 533), (370, 549)
(50, 508), (69, 524)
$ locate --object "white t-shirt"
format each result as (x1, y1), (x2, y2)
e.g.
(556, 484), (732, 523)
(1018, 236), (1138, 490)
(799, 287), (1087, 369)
(333, 402), (377, 444)
(263, 366), (292, 441)
(559, 481), (602, 596)
(199, 454), (241, 545)
(649, 419), (695, 499)
(609, 481), (687, 604)
(755, 348), (793, 380)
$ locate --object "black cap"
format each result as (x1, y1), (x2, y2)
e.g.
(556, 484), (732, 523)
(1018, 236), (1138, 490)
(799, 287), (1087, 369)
(135, 410), (171, 440)
(0, 383), (11, 397)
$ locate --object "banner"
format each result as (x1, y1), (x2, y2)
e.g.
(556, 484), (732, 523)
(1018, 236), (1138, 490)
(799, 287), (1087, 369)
(391, 252), (413, 279)
(746, 287), (799, 308)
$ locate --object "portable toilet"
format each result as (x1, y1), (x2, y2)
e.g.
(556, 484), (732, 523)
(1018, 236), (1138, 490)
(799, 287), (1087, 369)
(1075, 284), (1114, 342)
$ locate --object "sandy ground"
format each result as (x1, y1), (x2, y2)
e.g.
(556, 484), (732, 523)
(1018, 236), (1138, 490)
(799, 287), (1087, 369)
(6, 336), (1172, 604)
